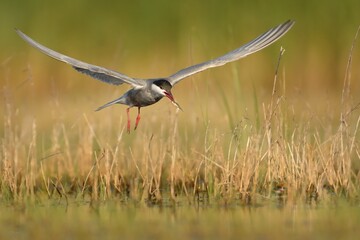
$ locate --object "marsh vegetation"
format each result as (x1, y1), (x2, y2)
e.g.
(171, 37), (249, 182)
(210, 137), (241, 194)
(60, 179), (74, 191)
(1, 1), (360, 239)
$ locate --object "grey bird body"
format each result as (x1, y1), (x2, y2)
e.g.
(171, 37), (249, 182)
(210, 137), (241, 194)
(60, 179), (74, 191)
(16, 20), (294, 132)
(96, 79), (167, 111)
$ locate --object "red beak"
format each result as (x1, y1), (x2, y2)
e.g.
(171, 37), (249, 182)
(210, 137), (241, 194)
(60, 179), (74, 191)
(164, 91), (174, 102)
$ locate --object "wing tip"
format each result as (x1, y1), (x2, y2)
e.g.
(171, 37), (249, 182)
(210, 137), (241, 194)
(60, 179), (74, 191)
(14, 28), (24, 37)
(282, 19), (296, 31)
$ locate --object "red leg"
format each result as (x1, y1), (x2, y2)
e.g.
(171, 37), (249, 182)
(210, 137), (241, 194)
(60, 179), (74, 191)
(134, 107), (141, 130)
(126, 108), (131, 133)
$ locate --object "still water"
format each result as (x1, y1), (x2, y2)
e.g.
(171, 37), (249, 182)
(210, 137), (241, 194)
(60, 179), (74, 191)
(0, 197), (359, 240)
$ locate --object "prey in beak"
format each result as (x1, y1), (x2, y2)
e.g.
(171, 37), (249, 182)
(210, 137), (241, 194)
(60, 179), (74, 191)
(164, 90), (183, 111)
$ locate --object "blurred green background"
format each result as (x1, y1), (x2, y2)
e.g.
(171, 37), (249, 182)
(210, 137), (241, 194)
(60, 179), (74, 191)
(1, 0), (360, 130)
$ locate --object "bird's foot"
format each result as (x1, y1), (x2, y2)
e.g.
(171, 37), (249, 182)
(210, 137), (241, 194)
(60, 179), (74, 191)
(134, 114), (141, 130)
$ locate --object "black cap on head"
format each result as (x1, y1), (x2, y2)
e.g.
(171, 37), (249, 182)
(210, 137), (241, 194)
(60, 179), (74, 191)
(153, 79), (172, 92)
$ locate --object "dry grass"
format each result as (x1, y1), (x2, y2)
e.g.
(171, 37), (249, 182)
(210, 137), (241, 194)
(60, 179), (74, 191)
(1, 29), (360, 208)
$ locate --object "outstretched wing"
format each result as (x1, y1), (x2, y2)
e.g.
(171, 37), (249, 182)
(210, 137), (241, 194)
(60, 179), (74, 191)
(16, 29), (145, 87)
(168, 20), (294, 86)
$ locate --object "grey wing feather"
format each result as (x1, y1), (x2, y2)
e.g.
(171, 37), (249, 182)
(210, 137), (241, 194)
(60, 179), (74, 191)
(168, 20), (295, 86)
(16, 29), (144, 87)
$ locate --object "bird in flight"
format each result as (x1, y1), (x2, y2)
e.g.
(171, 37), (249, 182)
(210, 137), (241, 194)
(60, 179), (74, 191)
(16, 20), (294, 133)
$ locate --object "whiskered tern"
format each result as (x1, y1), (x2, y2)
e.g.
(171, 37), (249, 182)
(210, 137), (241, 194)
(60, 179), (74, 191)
(16, 20), (294, 133)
